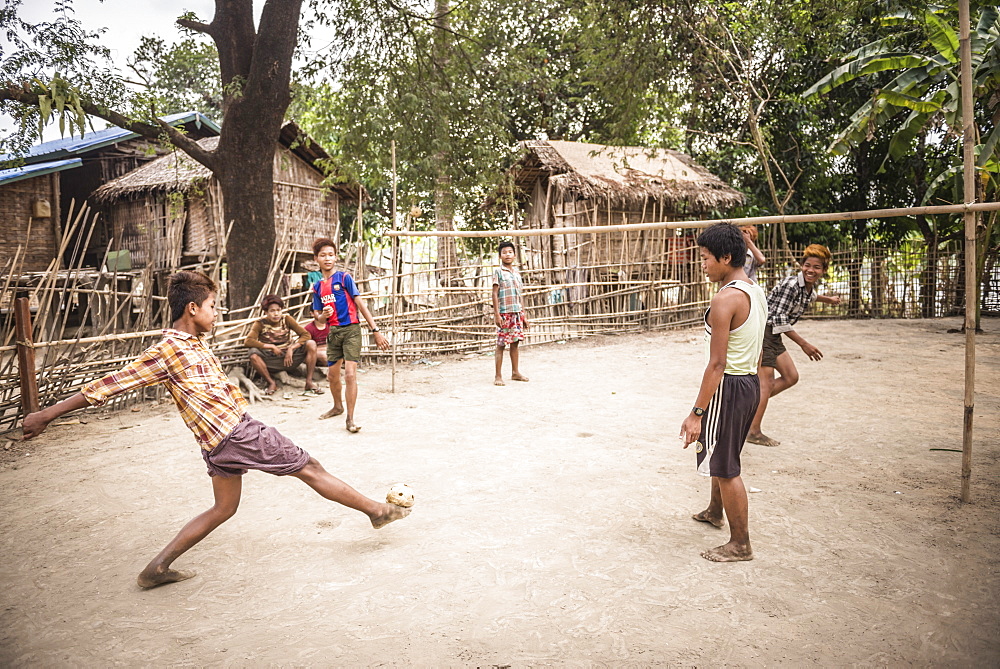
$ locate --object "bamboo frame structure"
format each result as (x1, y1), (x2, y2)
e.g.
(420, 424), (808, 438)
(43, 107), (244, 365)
(959, 0), (977, 503)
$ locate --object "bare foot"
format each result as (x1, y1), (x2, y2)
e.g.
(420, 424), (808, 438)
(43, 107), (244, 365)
(346, 418), (361, 433)
(746, 432), (780, 447)
(511, 373), (529, 382)
(692, 510), (725, 528)
(701, 541), (753, 562)
(137, 568), (197, 589)
(319, 406), (344, 420)
(370, 502), (411, 529)
(494, 376), (506, 386)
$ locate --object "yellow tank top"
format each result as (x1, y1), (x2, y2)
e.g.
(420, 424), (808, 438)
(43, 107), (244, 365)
(703, 280), (768, 375)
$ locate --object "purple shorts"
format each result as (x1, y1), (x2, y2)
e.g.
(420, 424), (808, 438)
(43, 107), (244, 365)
(201, 414), (311, 477)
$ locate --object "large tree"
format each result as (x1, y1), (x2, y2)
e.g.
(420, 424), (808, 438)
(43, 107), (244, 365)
(1, 0), (303, 309)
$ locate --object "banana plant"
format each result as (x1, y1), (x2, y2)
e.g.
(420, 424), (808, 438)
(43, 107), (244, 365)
(803, 4), (999, 169)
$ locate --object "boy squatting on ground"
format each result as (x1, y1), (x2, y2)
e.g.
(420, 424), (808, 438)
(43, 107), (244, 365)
(244, 294), (321, 396)
(746, 244), (841, 447)
(310, 238), (390, 432)
(680, 223), (767, 562)
(492, 241), (530, 386)
(304, 307), (331, 370)
(21, 271), (410, 589)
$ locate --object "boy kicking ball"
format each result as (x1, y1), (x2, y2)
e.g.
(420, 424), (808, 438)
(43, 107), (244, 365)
(22, 270), (410, 589)
(680, 224), (767, 562)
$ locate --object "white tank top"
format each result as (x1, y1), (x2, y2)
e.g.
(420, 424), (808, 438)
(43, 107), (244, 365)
(704, 280), (767, 375)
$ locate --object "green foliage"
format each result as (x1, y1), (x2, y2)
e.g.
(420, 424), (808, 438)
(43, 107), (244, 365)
(1, 0), (127, 157)
(128, 35), (222, 120)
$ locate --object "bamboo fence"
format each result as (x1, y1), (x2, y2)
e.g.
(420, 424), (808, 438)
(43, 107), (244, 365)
(0, 207), (991, 433)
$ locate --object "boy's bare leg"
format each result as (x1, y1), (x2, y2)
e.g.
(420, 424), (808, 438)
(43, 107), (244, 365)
(510, 340), (528, 381)
(747, 366), (780, 446)
(494, 344), (505, 385)
(768, 352), (799, 397)
(692, 477), (725, 528)
(304, 341), (319, 391)
(248, 355), (277, 395)
(701, 475), (753, 562)
(344, 360), (360, 432)
(292, 458), (411, 528)
(320, 360), (345, 419)
(137, 475), (243, 588)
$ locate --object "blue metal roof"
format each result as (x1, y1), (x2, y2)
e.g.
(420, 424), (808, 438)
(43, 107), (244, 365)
(5, 111), (221, 166)
(0, 158), (83, 186)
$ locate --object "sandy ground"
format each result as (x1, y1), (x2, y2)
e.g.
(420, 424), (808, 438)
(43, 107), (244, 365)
(0, 317), (998, 666)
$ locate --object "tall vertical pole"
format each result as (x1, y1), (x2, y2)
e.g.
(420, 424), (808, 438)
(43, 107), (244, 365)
(391, 141), (399, 393)
(958, 0), (977, 503)
(15, 297), (40, 417)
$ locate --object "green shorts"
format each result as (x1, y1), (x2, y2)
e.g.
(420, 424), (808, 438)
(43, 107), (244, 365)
(327, 323), (362, 364)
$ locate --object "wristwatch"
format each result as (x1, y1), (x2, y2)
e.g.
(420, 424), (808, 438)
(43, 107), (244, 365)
(372, 328), (380, 332)
(692, 407), (706, 417)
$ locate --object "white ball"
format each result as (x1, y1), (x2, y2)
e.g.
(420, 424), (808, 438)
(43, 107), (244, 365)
(386, 483), (415, 508)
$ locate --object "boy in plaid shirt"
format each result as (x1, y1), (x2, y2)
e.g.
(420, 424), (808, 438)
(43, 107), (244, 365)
(747, 244), (841, 447)
(491, 241), (530, 386)
(22, 271), (410, 589)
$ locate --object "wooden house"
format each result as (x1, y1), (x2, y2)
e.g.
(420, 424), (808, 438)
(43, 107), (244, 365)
(92, 122), (363, 271)
(509, 140), (744, 276)
(0, 112), (220, 273)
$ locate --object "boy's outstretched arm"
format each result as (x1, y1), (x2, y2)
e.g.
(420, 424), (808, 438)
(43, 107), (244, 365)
(23, 393), (91, 440)
(352, 295), (390, 351)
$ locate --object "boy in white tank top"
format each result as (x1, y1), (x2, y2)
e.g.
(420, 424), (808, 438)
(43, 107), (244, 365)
(679, 223), (766, 562)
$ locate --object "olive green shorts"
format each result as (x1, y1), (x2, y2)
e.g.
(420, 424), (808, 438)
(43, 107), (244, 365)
(326, 323), (362, 364)
(760, 325), (786, 368)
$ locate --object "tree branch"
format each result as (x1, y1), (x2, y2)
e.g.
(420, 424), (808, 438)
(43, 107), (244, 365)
(177, 18), (214, 36)
(0, 82), (217, 172)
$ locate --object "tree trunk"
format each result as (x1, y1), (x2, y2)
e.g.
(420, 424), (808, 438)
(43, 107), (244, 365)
(186, 0), (303, 309)
(432, 0), (459, 288)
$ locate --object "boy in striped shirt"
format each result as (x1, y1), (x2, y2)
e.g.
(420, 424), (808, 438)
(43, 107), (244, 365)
(21, 271), (409, 589)
(309, 238), (389, 432)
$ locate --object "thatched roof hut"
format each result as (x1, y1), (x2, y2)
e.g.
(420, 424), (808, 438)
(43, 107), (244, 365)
(92, 122), (362, 270)
(513, 139), (744, 212)
(507, 140), (744, 274)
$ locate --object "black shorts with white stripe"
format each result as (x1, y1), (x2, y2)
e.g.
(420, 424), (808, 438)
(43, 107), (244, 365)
(696, 374), (760, 478)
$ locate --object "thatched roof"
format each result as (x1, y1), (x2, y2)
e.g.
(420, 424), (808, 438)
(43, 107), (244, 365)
(93, 123), (363, 202)
(92, 136), (218, 202)
(512, 140), (744, 211)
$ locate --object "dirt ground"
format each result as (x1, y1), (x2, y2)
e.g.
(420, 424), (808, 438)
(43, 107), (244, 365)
(1, 317), (998, 666)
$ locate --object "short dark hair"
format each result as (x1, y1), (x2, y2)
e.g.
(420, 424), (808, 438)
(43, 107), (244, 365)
(313, 237), (337, 256)
(697, 223), (746, 268)
(261, 294), (284, 310)
(167, 271), (217, 323)
(498, 241), (515, 253)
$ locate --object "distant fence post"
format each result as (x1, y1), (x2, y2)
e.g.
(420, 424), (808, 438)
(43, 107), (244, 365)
(14, 297), (40, 416)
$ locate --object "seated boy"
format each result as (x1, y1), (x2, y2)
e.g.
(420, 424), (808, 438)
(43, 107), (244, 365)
(22, 270), (410, 589)
(304, 308), (330, 370)
(244, 294), (320, 395)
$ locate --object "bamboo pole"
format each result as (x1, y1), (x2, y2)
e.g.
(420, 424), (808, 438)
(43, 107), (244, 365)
(386, 201), (1000, 238)
(959, 0), (977, 503)
(14, 297), (40, 415)
(391, 140), (398, 393)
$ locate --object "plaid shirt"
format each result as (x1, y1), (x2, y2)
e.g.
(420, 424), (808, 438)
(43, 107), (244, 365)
(767, 272), (817, 334)
(82, 329), (249, 451)
(493, 266), (524, 314)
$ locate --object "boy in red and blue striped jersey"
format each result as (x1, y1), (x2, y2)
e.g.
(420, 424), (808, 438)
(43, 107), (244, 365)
(310, 238), (389, 432)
